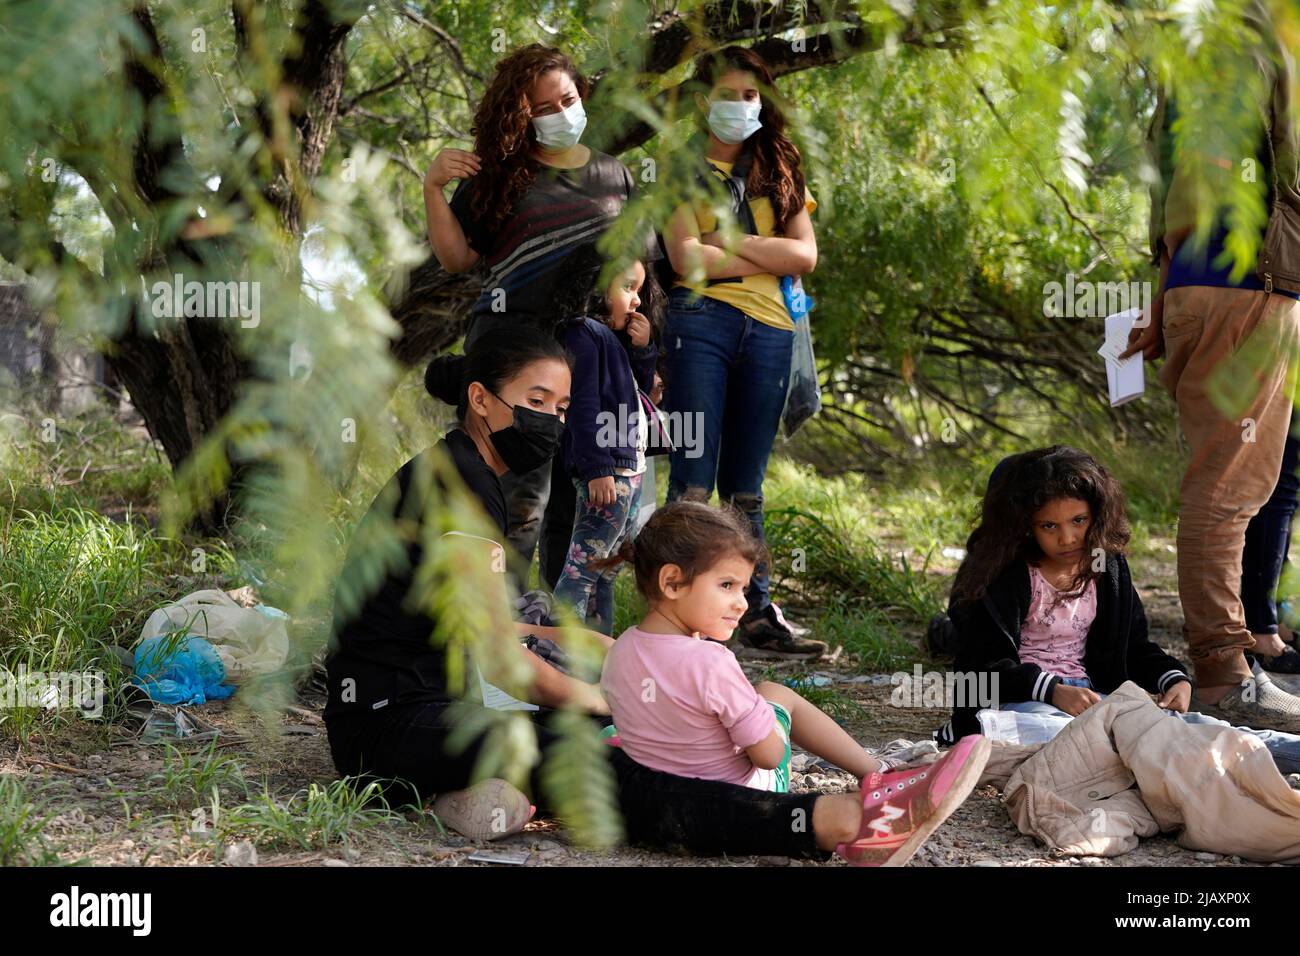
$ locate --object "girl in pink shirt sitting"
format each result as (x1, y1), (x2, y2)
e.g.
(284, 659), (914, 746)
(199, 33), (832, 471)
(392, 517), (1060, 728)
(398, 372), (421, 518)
(596, 500), (990, 866)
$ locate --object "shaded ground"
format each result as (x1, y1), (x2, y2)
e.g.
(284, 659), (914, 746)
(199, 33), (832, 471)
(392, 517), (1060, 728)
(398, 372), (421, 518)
(0, 533), (1289, 867)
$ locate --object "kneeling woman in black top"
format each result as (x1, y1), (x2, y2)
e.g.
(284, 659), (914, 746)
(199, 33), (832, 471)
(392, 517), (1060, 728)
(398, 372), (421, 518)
(324, 328), (612, 838)
(326, 327), (923, 859)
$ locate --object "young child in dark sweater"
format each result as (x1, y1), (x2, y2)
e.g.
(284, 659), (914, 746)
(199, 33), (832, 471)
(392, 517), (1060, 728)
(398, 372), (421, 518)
(552, 255), (659, 634)
(936, 446), (1300, 775)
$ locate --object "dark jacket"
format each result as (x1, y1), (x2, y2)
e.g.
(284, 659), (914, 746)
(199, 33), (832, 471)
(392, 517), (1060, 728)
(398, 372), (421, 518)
(936, 553), (1192, 744)
(559, 317), (658, 482)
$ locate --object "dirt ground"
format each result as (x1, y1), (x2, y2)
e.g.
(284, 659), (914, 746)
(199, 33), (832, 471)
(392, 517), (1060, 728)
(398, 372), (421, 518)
(1, 532), (1293, 867)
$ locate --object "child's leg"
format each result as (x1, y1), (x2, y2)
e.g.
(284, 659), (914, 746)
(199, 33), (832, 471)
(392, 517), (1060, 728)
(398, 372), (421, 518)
(812, 792), (866, 850)
(755, 681), (880, 778)
(592, 476), (642, 633)
(554, 476), (638, 626)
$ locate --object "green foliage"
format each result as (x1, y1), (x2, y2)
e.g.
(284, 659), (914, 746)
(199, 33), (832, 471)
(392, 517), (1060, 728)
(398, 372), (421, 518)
(0, 401), (171, 515)
(762, 669), (867, 722)
(2, 0), (1294, 850)
(0, 774), (67, 866)
(151, 741), (249, 810)
(218, 778), (407, 851)
(814, 607), (921, 672)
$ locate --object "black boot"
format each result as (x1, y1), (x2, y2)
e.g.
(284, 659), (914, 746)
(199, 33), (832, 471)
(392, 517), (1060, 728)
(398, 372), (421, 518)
(736, 604), (828, 658)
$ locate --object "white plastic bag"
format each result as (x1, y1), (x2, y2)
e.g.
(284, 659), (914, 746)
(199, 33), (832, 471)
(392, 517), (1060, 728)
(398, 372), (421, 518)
(139, 589), (289, 682)
(780, 276), (822, 439)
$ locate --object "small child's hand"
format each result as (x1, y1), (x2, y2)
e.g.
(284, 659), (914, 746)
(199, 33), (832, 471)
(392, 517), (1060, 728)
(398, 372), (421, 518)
(1157, 681), (1191, 713)
(1050, 683), (1101, 716)
(587, 476), (617, 507)
(626, 311), (651, 347)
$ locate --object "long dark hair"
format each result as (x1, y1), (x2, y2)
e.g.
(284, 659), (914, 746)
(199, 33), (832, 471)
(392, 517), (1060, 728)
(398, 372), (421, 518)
(949, 446), (1131, 606)
(424, 327), (571, 421)
(468, 44), (589, 233)
(690, 46), (807, 234)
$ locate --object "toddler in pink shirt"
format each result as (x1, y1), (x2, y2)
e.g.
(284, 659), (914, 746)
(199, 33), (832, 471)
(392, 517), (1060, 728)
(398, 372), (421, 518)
(592, 500), (990, 866)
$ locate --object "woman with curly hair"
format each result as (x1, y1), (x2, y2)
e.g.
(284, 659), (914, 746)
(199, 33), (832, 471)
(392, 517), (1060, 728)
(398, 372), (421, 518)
(660, 45), (822, 657)
(934, 445), (1300, 775)
(423, 43), (650, 577)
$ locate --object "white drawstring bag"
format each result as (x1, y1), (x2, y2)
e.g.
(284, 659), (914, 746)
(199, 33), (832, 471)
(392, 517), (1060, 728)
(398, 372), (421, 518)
(139, 589), (290, 682)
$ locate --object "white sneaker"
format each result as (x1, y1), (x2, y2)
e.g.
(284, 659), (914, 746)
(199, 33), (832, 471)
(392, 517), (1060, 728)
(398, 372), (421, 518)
(1197, 664), (1300, 735)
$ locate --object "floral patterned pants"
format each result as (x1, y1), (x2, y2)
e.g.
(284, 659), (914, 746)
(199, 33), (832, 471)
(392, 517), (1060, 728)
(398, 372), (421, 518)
(553, 473), (643, 635)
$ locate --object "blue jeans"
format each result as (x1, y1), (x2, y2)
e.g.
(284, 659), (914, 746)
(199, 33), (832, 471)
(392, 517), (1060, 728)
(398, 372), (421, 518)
(552, 474), (643, 635)
(1240, 408), (1300, 635)
(999, 680), (1300, 774)
(662, 289), (793, 614)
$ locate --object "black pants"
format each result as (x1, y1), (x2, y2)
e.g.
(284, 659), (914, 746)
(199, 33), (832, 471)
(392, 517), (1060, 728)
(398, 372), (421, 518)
(500, 456), (578, 596)
(326, 702), (824, 859)
(1241, 409), (1300, 635)
(539, 455), (576, 592)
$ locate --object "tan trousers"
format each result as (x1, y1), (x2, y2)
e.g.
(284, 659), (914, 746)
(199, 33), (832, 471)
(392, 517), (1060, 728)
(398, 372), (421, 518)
(1160, 286), (1300, 686)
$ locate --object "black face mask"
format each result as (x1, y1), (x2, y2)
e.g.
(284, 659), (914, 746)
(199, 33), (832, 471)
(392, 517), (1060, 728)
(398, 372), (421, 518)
(487, 391), (565, 473)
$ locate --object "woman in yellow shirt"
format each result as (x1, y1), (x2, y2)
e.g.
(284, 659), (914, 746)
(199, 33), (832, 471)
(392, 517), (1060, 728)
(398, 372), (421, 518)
(661, 46), (823, 656)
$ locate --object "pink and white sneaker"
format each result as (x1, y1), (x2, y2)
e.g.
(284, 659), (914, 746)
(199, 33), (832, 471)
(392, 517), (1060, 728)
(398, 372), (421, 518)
(836, 734), (991, 867)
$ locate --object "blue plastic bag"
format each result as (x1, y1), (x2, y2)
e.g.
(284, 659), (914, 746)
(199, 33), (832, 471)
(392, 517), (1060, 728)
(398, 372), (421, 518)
(132, 634), (235, 705)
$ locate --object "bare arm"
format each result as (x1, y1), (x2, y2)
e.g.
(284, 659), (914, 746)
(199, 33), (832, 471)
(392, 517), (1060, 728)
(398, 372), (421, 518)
(664, 204), (770, 281)
(744, 729), (787, 770)
(423, 148), (482, 274)
(482, 640), (610, 715)
(516, 621), (615, 652)
(716, 206), (818, 276)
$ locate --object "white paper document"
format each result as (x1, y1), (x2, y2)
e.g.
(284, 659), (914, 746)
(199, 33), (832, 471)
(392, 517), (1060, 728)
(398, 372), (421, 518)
(1098, 307), (1146, 407)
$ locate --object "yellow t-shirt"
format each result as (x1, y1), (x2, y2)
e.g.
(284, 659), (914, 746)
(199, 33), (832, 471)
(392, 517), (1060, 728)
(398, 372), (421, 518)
(673, 159), (816, 332)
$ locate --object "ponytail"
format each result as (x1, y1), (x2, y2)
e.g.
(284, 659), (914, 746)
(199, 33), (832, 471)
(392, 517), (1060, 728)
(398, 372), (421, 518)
(588, 537), (637, 575)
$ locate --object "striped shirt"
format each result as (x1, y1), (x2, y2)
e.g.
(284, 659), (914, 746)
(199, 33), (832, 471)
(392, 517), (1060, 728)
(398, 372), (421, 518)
(449, 151), (642, 347)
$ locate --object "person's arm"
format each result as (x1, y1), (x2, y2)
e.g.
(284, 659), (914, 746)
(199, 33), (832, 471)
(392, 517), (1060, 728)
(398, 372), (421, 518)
(951, 595), (1059, 706)
(564, 327), (617, 489)
(1121, 226), (1189, 361)
(704, 205), (818, 276)
(664, 203), (769, 281)
(744, 728), (787, 770)
(706, 651), (781, 768)
(514, 643), (610, 714)
(1123, 581), (1193, 705)
(480, 638), (609, 714)
(627, 343), (659, 394)
(423, 149), (482, 274)
(516, 621), (615, 652)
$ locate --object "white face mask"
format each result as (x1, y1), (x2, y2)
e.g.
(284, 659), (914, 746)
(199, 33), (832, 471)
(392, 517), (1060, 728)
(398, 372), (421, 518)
(532, 99), (588, 150)
(707, 99), (762, 145)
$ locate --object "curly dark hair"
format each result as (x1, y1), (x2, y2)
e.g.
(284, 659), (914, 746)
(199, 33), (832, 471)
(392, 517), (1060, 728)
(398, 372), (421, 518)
(690, 46), (807, 234)
(949, 446), (1131, 606)
(468, 44), (589, 233)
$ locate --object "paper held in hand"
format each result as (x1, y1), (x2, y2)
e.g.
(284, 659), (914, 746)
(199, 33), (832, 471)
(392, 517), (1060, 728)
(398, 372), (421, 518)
(1098, 307), (1145, 407)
